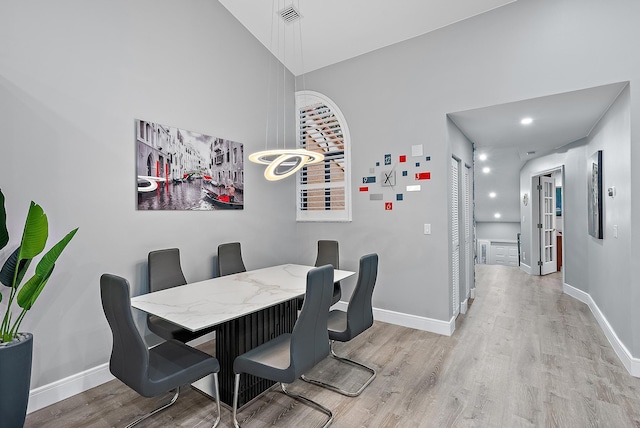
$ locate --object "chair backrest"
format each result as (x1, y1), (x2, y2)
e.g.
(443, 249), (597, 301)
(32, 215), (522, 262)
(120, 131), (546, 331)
(217, 242), (246, 277)
(314, 240), (341, 305)
(345, 253), (378, 339)
(100, 274), (149, 394)
(148, 248), (187, 292)
(314, 240), (339, 270)
(290, 264), (334, 376)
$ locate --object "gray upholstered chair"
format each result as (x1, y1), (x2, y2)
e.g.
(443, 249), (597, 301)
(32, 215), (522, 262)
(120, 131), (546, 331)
(302, 253), (378, 397)
(100, 274), (221, 427)
(299, 240), (341, 310)
(217, 242), (246, 277)
(315, 240), (342, 305)
(147, 248), (215, 342)
(232, 265), (335, 428)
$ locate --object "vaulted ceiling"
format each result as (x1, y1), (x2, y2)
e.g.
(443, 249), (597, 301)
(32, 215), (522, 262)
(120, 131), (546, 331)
(218, 0), (516, 75)
(219, 1), (626, 224)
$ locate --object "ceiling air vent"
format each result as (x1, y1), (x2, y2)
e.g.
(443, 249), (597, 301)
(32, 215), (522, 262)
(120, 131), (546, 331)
(278, 5), (302, 23)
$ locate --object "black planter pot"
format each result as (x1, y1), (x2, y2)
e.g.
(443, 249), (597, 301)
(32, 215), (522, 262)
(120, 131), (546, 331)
(0, 333), (33, 428)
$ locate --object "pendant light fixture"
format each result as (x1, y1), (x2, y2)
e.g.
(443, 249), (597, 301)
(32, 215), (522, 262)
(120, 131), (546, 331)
(249, 0), (324, 181)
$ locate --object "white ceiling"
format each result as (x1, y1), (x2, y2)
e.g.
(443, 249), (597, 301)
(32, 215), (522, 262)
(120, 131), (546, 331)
(218, 0), (627, 225)
(218, 0), (516, 75)
(449, 82), (627, 222)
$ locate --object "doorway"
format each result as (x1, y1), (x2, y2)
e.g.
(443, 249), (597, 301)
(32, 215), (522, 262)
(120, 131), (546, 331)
(531, 168), (563, 275)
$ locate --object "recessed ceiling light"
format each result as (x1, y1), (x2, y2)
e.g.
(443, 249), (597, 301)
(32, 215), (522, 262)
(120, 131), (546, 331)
(478, 153), (487, 161)
(489, 192), (496, 198)
(494, 213), (501, 218)
(521, 117), (533, 125)
(482, 167), (491, 173)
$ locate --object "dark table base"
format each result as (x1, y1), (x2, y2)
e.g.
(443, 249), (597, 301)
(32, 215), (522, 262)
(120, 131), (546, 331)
(215, 299), (298, 407)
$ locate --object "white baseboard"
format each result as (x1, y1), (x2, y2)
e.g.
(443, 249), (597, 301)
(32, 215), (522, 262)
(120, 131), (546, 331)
(27, 363), (114, 414)
(563, 282), (640, 377)
(520, 262), (532, 274)
(460, 298), (468, 315)
(334, 301), (455, 336)
(28, 304), (454, 413)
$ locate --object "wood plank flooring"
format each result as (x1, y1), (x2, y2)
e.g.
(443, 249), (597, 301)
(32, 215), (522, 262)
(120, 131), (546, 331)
(25, 265), (640, 427)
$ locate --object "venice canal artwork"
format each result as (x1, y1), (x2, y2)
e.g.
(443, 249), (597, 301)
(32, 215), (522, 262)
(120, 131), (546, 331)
(136, 119), (244, 211)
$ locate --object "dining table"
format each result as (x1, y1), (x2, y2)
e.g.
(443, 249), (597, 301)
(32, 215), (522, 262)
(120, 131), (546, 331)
(130, 263), (355, 407)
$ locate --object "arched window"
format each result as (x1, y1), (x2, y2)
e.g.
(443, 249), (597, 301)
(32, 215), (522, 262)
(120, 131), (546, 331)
(295, 91), (352, 222)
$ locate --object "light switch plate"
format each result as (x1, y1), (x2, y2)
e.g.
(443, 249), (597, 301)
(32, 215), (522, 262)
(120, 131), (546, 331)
(424, 224), (431, 235)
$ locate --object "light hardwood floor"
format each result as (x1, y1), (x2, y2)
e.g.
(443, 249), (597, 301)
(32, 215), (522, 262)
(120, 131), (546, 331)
(25, 265), (640, 427)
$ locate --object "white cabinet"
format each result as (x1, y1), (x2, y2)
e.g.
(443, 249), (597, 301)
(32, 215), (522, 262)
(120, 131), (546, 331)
(491, 242), (518, 266)
(477, 239), (518, 266)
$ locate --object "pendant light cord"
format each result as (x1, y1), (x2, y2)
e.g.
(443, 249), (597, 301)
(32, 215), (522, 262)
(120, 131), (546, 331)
(264, 0), (276, 152)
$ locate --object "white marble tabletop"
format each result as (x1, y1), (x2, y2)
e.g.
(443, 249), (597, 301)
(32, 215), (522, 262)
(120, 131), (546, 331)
(130, 264), (355, 332)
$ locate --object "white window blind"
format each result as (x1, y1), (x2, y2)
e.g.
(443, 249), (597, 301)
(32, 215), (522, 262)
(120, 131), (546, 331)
(295, 91), (351, 222)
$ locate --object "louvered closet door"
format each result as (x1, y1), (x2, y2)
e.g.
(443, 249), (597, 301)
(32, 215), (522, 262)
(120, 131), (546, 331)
(451, 157), (460, 318)
(463, 165), (471, 304)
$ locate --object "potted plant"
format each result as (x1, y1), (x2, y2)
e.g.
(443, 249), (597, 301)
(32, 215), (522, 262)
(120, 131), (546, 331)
(0, 189), (78, 427)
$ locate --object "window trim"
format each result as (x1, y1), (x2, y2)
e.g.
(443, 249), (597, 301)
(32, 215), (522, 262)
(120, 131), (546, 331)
(295, 90), (352, 222)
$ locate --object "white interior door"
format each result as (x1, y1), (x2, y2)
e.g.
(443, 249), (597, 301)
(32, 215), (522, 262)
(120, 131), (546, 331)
(539, 176), (557, 275)
(451, 157), (460, 318)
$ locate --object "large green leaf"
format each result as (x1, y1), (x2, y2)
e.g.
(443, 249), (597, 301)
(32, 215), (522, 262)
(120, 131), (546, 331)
(18, 202), (48, 260)
(34, 228), (78, 277)
(0, 190), (8, 250)
(16, 228), (78, 311)
(0, 247), (31, 288)
(17, 267), (54, 310)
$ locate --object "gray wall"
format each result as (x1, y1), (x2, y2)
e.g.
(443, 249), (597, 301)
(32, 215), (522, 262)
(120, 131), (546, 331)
(585, 87), (632, 352)
(0, 0), (302, 390)
(476, 222), (521, 241)
(299, 0), (640, 332)
(3, 0), (640, 402)
(519, 86), (632, 352)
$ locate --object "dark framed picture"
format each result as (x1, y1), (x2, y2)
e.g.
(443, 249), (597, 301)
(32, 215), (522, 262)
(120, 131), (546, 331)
(588, 150), (603, 239)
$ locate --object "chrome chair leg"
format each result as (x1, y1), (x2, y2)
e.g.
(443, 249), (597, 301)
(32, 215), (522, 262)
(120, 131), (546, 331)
(211, 372), (221, 428)
(125, 374), (220, 428)
(302, 341), (377, 397)
(232, 374), (333, 428)
(232, 373), (242, 428)
(124, 388), (180, 428)
(280, 383), (333, 428)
